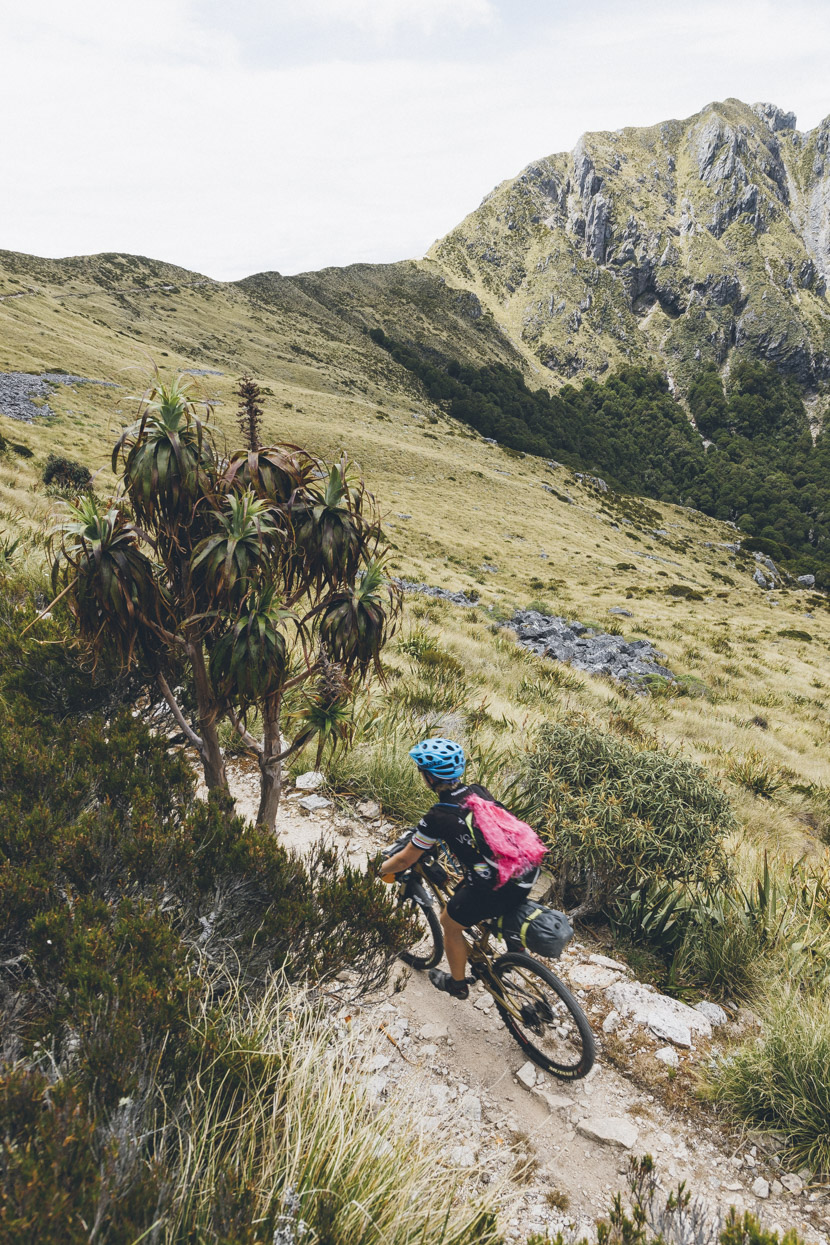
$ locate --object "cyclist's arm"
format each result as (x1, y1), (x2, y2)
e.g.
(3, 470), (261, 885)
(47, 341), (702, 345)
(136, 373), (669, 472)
(379, 841), (425, 877)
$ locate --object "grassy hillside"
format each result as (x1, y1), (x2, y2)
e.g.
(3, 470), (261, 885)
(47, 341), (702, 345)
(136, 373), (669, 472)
(2, 243), (829, 821)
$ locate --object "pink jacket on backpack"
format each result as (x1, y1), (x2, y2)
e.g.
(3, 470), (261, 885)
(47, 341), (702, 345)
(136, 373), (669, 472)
(463, 791), (547, 889)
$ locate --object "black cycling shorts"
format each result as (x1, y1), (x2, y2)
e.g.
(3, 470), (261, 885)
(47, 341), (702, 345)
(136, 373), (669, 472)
(447, 878), (531, 928)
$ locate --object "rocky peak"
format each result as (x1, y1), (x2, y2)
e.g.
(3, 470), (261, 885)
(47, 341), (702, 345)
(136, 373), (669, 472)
(752, 101), (798, 133)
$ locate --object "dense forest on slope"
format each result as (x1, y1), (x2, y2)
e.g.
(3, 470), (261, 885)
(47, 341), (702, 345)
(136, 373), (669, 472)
(371, 329), (830, 584)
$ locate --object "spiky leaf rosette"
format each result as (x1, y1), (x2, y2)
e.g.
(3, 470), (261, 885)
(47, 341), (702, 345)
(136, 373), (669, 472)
(222, 444), (317, 506)
(191, 491), (281, 608)
(208, 586), (291, 707)
(290, 457), (381, 592)
(114, 376), (212, 531)
(53, 494), (161, 665)
(318, 560), (398, 676)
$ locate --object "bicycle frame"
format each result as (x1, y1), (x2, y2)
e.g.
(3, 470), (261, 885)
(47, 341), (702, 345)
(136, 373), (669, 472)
(399, 855), (537, 1025)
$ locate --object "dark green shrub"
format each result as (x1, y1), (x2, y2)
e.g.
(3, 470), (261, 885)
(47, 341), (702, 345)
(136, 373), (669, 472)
(42, 452), (92, 492)
(10, 442), (33, 458)
(665, 583), (703, 600)
(522, 719), (733, 915)
(777, 629), (812, 642)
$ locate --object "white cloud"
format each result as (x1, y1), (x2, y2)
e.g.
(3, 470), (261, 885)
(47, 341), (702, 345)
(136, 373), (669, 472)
(297, 0), (496, 36)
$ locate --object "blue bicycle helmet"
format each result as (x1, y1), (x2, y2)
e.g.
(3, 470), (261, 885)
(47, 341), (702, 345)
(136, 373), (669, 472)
(409, 737), (465, 781)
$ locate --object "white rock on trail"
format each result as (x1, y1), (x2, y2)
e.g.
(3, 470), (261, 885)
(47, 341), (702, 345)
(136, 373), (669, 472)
(570, 964), (620, 988)
(418, 1022), (449, 1041)
(516, 1062), (537, 1089)
(294, 770), (325, 791)
(779, 1173), (804, 1195)
(357, 799), (381, 819)
(589, 953), (631, 973)
(299, 794), (331, 812)
(532, 1086), (574, 1113)
(605, 980), (713, 1047)
(695, 1000), (729, 1027)
(449, 1145), (476, 1169)
(577, 1117), (639, 1150)
(602, 1009), (621, 1034)
(655, 1046), (679, 1068)
(462, 1093), (482, 1122)
(752, 1178), (771, 1200)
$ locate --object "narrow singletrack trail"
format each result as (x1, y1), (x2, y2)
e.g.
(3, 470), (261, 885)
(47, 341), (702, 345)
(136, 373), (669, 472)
(219, 762), (830, 1245)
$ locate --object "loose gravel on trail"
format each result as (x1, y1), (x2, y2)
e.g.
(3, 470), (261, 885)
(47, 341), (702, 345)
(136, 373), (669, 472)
(0, 372), (118, 422)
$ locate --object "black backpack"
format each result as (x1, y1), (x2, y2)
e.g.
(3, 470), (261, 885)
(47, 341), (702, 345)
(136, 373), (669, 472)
(493, 900), (572, 958)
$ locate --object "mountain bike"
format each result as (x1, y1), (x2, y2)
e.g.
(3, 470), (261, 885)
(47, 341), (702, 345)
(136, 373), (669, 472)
(388, 841), (595, 1080)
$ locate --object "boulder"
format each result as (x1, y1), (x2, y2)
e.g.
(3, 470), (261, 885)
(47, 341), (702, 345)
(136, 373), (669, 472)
(752, 1177), (771, 1200)
(655, 1046), (680, 1068)
(797, 574), (816, 588)
(779, 1173), (803, 1194)
(577, 1117), (639, 1149)
(605, 980), (713, 1048)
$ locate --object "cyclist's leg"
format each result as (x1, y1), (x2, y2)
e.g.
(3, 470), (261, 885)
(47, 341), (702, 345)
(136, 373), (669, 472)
(439, 906), (469, 981)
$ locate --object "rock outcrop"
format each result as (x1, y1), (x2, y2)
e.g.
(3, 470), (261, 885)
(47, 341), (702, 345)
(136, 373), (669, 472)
(509, 609), (674, 689)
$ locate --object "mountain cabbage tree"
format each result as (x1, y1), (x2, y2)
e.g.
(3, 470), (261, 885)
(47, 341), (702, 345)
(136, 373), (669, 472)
(51, 374), (399, 830)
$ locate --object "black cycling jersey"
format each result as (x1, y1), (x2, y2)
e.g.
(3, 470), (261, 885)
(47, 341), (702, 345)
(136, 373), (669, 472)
(411, 782), (537, 893)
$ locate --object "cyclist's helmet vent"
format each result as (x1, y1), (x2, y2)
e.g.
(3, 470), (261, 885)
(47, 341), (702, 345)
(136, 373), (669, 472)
(409, 737), (465, 781)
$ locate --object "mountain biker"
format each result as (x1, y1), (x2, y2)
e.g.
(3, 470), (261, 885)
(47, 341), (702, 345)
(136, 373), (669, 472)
(378, 737), (541, 1000)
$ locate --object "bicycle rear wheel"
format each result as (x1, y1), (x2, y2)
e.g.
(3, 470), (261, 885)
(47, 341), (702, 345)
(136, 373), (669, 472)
(491, 952), (595, 1079)
(398, 895), (443, 970)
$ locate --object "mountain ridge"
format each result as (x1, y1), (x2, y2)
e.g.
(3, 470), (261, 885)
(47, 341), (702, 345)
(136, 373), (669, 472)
(426, 98), (830, 405)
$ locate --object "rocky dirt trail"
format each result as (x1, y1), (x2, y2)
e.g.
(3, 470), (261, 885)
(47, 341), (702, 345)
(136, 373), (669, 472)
(223, 763), (830, 1245)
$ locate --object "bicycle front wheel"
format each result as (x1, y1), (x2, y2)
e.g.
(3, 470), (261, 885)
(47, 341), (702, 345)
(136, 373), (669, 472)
(398, 895), (443, 971)
(492, 952), (595, 1079)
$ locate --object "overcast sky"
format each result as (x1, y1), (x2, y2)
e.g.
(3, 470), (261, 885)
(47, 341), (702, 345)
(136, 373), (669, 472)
(2, 0), (829, 280)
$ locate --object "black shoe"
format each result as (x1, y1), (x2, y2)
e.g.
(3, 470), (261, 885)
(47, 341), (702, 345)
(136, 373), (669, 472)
(428, 969), (469, 1000)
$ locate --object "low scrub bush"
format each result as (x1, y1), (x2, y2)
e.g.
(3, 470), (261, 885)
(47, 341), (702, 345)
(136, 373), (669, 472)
(41, 452), (92, 493)
(0, 981), (502, 1244)
(0, 607), (428, 1240)
(521, 719), (734, 915)
(708, 988), (830, 1174)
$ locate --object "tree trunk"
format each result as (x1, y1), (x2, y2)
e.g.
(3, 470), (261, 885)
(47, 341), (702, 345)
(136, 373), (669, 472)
(257, 691), (282, 832)
(188, 635), (228, 794)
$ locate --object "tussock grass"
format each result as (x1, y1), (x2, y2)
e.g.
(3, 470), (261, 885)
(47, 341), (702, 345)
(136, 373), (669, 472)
(161, 977), (501, 1244)
(708, 987), (830, 1175)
